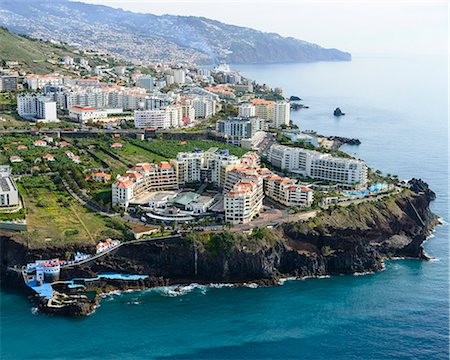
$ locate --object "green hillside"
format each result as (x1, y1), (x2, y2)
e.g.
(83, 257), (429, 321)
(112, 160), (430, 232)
(0, 27), (123, 74)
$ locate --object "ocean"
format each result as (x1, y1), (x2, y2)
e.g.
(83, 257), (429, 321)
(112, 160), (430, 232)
(1, 55), (448, 359)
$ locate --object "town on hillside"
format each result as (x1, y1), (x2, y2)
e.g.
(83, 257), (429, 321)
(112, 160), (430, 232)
(0, 37), (407, 305)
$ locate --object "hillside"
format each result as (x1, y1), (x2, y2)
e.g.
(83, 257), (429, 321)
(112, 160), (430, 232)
(0, 0), (351, 64)
(0, 27), (123, 74)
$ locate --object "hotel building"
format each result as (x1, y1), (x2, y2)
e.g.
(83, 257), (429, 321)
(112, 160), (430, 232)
(112, 162), (178, 208)
(264, 174), (313, 207)
(215, 117), (265, 146)
(224, 180), (263, 224)
(268, 144), (368, 188)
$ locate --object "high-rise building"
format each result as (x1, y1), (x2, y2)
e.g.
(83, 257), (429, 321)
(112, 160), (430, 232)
(173, 69), (186, 84)
(224, 179), (263, 224)
(273, 101), (290, 128)
(17, 93), (58, 122)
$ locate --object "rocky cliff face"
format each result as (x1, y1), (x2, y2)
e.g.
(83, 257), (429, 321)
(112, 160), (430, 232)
(1, 185), (438, 286)
(0, 183), (439, 316)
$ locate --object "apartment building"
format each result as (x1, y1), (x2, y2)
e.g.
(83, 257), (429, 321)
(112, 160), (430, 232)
(134, 109), (169, 129)
(134, 104), (183, 129)
(17, 93), (58, 122)
(173, 69), (186, 84)
(112, 162), (178, 208)
(215, 117), (265, 146)
(191, 97), (216, 119)
(273, 101), (290, 128)
(250, 99), (274, 121)
(224, 179), (263, 224)
(24, 74), (71, 90)
(238, 103), (256, 118)
(174, 149), (241, 188)
(264, 174), (313, 207)
(268, 144), (368, 187)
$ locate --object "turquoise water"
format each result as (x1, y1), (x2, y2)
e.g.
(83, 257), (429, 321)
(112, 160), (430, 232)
(1, 55), (448, 359)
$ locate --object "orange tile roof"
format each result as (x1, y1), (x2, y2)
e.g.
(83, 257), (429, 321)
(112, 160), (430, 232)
(117, 180), (134, 188)
(158, 162), (172, 169)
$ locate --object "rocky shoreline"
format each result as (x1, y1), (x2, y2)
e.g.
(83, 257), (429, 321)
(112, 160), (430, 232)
(0, 180), (439, 317)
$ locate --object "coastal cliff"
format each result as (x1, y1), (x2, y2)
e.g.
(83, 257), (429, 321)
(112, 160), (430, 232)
(0, 180), (439, 316)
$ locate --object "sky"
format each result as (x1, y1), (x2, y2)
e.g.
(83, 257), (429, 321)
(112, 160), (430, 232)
(77, 0), (448, 56)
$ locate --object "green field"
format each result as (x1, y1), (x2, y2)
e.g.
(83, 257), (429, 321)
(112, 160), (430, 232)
(127, 139), (249, 160)
(16, 176), (120, 248)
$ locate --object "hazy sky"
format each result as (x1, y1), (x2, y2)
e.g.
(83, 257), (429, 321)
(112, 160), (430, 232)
(79, 0), (448, 56)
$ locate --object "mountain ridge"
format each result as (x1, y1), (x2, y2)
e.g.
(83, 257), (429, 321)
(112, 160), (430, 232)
(0, 0), (351, 64)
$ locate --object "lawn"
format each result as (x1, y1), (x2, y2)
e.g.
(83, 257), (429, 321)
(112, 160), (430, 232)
(114, 143), (166, 164)
(127, 139), (248, 160)
(16, 175), (120, 248)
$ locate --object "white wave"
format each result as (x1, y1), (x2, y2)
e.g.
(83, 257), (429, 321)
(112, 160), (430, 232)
(31, 307), (39, 315)
(159, 283), (207, 297)
(209, 283), (235, 288)
(353, 271), (375, 276)
(428, 257), (440, 263)
(243, 282), (258, 289)
(126, 301), (141, 305)
(278, 276), (297, 285)
(100, 290), (122, 299)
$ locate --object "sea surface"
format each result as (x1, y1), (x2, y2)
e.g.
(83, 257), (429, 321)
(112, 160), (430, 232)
(1, 55), (448, 359)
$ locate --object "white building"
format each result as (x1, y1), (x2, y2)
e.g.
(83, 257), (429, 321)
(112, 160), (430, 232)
(173, 69), (186, 84)
(17, 93), (58, 122)
(69, 106), (107, 123)
(174, 148), (243, 188)
(224, 179), (263, 224)
(268, 144), (368, 188)
(165, 104), (183, 128)
(238, 103), (256, 118)
(134, 109), (169, 129)
(264, 174), (313, 207)
(181, 103), (195, 125)
(0, 166), (19, 207)
(192, 97), (216, 119)
(273, 101), (290, 128)
(24, 74), (71, 90)
(134, 104), (183, 129)
(215, 117), (265, 146)
(112, 162), (179, 208)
